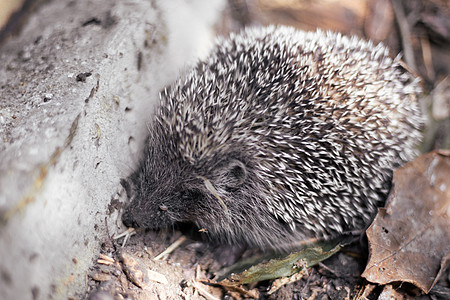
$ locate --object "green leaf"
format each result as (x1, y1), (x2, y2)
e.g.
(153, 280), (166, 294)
(216, 240), (342, 285)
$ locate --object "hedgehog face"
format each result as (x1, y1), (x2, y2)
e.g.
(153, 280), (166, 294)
(121, 155), (200, 229)
(121, 175), (202, 230)
(121, 147), (250, 232)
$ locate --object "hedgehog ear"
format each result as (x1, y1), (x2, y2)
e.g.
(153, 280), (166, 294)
(216, 159), (247, 189)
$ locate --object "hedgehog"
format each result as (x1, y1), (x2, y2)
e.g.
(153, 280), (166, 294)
(121, 26), (423, 250)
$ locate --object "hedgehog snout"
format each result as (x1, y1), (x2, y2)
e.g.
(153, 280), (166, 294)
(121, 199), (174, 229)
(121, 208), (138, 228)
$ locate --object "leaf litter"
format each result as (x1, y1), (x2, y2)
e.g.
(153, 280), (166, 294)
(362, 150), (450, 293)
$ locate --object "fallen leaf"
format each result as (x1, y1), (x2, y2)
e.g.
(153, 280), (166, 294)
(118, 250), (168, 289)
(215, 240), (341, 285)
(362, 150), (450, 293)
(90, 272), (112, 282)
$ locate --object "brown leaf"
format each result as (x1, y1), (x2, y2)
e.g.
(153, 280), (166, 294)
(118, 250), (168, 289)
(90, 272), (112, 282)
(362, 150), (450, 293)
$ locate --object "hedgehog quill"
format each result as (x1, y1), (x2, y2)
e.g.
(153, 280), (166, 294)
(122, 26), (423, 250)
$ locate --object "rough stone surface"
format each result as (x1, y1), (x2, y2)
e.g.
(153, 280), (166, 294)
(0, 0), (224, 298)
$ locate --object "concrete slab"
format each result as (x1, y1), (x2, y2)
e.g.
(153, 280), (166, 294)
(0, 0), (224, 298)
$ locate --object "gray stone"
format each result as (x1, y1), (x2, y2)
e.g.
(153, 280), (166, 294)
(0, 0), (224, 298)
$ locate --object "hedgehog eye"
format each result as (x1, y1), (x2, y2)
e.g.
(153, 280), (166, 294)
(181, 190), (202, 201)
(219, 159), (247, 189)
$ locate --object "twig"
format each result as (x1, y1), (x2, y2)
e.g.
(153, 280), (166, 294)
(113, 227), (136, 247)
(191, 264), (220, 300)
(191, 280), (220, 300)
(420, 36), (434, 81)
(391, 0), (417, 72)
(301, 268), (314, 298)
(97, 253), (115, 265)
(114, 227), (135, 239)
(318, 262), (339, 276)
(154, 235), (187, 260)
(354, 283), (376, 300)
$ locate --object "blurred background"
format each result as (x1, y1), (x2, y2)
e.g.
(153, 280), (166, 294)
(1, 0), (449, 150)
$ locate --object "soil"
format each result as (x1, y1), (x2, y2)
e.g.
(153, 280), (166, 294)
(85, 227), (449, 299)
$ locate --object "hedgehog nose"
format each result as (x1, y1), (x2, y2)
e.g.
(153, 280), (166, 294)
(121, 209), (138, 228)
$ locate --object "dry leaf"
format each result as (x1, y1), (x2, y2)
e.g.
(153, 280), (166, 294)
(362, 150), (450, 293)
(118, 250), (168, 289)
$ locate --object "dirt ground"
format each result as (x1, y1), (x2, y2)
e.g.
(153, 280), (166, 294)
(85, 226), (449, 299)
(85, 228), (370, 299)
